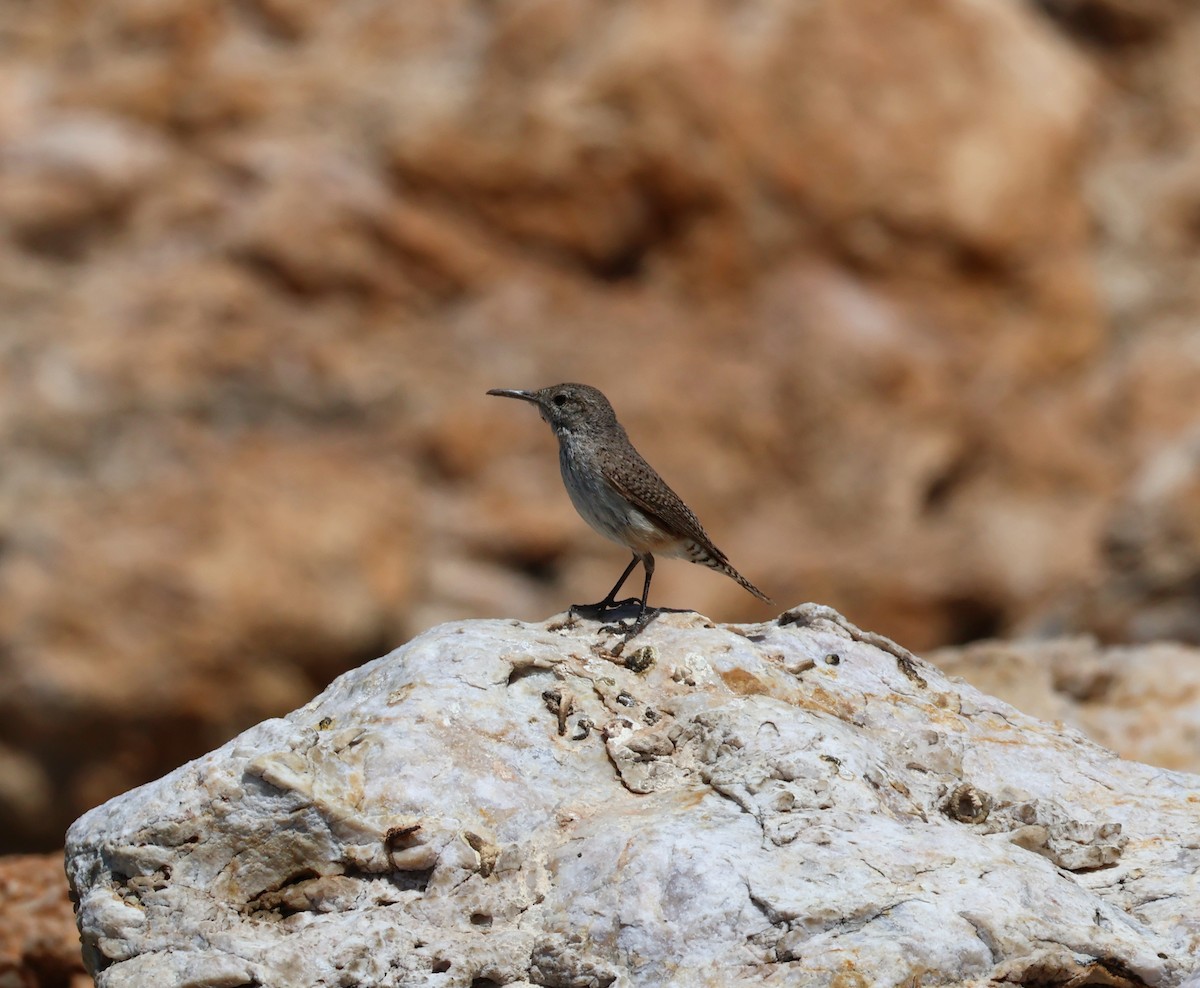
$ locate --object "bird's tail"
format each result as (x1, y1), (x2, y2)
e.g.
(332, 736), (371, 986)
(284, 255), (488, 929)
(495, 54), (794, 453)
(724, 563), (773, 604)
(685, 541), (772, 603)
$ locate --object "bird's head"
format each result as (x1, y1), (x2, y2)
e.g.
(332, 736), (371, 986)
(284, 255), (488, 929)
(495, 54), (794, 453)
(487, 383), (619, 439)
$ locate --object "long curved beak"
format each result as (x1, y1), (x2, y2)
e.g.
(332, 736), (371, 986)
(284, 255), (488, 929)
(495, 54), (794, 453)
(486, 389), (539, 403)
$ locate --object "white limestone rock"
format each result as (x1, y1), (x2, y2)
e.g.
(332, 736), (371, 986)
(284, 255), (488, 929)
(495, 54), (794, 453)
(66, 604), (1200, 987)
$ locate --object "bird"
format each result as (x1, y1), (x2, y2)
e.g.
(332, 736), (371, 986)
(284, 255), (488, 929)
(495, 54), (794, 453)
(487, 383), (770, 642)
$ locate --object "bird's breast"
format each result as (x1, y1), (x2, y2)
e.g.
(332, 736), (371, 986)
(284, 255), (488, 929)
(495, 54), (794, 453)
(557, 440), (676, 553)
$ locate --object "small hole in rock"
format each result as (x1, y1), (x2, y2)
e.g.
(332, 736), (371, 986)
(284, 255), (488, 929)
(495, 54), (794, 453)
(507, 665), (551, 687)
(391, 867), (434, 894)
(470, 912), (493, 927)
(431, 959), (451, 973)
(278, 868), (320, 889)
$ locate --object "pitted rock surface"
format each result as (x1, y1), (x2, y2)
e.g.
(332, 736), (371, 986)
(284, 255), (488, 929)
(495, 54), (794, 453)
(67, 606), (1200, 987)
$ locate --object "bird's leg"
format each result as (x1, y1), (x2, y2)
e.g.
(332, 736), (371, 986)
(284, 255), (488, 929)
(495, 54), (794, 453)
(571, 554), (642, 618)
(601, 554), (657, 641)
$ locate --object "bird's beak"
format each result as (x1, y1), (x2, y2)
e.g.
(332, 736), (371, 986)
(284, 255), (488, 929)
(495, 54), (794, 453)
(486, 389), (539, 404)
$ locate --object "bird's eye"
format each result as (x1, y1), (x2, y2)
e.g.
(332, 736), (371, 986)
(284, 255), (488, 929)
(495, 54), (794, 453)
(553, 394), (567, 407)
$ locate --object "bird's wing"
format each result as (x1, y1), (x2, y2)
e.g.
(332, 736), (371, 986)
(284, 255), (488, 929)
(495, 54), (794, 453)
(602, 449), (728, 561)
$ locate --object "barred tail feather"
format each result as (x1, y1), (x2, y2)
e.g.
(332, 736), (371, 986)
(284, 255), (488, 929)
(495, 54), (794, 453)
(725, 563), (772, 604)
(683, 540), (772, 603)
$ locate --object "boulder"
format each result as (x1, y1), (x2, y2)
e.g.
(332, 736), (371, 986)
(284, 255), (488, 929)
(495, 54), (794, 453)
(932, 635), (1200, 772)
(66, 606), (1200, 987)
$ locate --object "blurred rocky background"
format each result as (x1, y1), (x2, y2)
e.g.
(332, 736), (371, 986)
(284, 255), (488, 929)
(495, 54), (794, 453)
(2, 0), (1200, 889)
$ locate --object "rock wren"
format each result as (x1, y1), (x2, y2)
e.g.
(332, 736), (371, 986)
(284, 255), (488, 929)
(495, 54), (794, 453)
(488, 383), (770, 642)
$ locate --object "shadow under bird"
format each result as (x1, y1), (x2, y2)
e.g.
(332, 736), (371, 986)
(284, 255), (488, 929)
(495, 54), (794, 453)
(487, 383), (771, 643)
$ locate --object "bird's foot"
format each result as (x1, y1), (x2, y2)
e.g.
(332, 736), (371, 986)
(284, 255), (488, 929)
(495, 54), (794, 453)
(570, 597), (641, 620)
(600, 610), (657, 652)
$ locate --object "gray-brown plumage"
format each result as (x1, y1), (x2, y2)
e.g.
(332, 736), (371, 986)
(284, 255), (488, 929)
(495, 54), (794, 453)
(487, 382), (770, 640)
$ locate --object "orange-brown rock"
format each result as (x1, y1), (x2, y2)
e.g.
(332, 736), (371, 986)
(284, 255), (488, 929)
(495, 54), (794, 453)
(0, 853), (87, 988)
(0, 0), (1199, 853)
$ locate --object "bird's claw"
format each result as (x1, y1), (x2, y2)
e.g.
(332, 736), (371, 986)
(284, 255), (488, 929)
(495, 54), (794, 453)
(600, 611), (654, 641)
